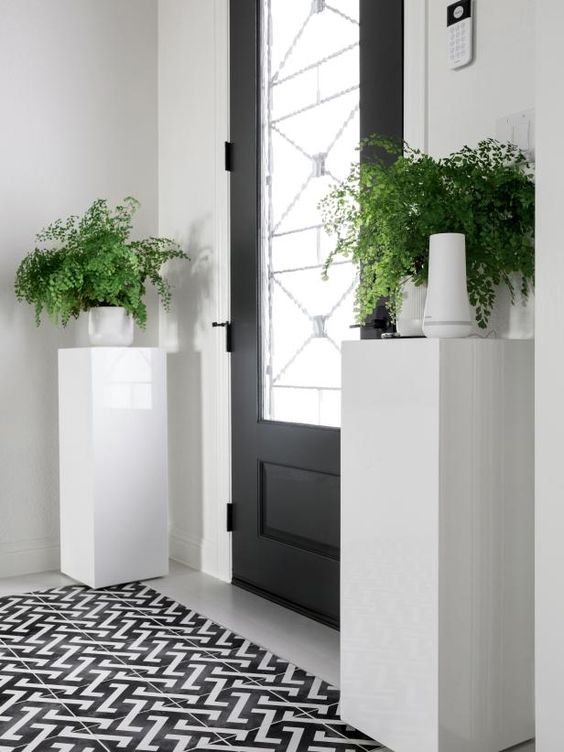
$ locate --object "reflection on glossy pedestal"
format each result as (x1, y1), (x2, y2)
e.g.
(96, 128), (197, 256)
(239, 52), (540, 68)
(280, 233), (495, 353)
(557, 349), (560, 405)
(341, 340), (534, 752)
(58, 348), (169, 588)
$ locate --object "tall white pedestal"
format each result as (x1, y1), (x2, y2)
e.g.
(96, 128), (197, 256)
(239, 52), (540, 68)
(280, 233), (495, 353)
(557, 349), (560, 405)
(341, 340), (534, 752)
(58, 348), (169, 588)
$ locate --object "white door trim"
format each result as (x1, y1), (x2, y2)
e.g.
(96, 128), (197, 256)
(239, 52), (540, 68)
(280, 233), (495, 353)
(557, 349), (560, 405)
(212, 0), (232, 583)
(404, 0), (428, 151)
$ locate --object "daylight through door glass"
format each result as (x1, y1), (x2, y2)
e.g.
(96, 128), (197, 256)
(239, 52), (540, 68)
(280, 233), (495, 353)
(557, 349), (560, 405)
(260, 0), (360, 428)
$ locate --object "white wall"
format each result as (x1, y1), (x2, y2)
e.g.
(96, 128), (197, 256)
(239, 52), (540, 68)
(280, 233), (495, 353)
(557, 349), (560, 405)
(158, 0), (231, 581)
(535, 1), (564, 748)
(0, 0), (231, 582)
(406, 0), (535, 155)
(0, 0), (158, 576)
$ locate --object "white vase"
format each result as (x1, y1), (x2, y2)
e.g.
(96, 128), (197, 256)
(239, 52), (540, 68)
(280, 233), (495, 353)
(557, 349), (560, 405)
(396, 278), (427, 337)
(423, 233), (472, 339)
(88, 306), (134, 346)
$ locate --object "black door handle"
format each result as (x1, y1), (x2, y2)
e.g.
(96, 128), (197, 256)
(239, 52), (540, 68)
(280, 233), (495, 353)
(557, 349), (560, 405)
(212, 321), (232, 353)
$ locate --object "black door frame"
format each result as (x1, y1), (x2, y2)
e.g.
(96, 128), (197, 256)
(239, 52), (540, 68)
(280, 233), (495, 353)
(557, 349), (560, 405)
(230, 0), (404, 627)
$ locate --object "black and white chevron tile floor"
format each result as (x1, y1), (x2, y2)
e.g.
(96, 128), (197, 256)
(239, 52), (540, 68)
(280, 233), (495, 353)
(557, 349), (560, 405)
(0, 582), (382, 751)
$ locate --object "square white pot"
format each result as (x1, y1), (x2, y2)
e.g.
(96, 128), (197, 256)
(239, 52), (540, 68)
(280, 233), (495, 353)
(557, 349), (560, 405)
(58, 347), (169, 588)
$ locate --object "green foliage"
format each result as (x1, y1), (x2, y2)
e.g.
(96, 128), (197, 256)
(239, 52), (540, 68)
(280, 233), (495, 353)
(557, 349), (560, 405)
(320, 137), (535, 328)
(14, 197), (189, 328)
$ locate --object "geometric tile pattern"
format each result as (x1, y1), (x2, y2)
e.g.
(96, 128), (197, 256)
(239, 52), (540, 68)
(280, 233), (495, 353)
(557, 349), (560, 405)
(0, 583), (383, 751)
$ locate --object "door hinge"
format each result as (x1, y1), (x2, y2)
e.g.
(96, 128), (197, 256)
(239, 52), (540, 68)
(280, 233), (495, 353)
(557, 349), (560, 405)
(224, 141), (233, 172)
(226, 503), (234, 532)
(212, 321), (232, 352)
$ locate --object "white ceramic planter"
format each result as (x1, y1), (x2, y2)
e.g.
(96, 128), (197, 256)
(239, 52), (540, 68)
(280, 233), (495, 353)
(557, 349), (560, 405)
(396, 278), (427, 337)
(423, 233), (472, 339)
(88, 306), (134, 346)
(58, 347), (169, 588)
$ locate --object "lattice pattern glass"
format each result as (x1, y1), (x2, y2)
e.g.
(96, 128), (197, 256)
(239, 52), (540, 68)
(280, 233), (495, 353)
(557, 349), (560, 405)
(260, 0), (360, 428)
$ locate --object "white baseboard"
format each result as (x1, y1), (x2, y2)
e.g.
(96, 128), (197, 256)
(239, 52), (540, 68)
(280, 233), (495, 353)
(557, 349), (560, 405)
(0, 533), (228, 584)
(169, 531), (201, 570)
(169, 530), (226, 581)
(0, 538), (60, 578)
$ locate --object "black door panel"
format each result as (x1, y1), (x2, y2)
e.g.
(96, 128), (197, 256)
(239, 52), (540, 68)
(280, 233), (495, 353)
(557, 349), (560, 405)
(230, 0), (403, 628)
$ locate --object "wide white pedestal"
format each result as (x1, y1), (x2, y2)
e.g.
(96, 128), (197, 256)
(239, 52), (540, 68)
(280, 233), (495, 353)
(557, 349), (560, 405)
(58, 348), (169, 588)
(341, 340), (533, 752)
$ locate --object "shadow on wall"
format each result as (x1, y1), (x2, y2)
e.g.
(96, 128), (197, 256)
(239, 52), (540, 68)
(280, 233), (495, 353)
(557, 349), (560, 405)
(160, 216), (214, 569)
(0, 241), (76, 567)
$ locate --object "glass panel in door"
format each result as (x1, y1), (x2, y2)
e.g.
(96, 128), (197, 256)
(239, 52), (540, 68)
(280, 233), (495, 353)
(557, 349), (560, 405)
(260, 0), (360, 428)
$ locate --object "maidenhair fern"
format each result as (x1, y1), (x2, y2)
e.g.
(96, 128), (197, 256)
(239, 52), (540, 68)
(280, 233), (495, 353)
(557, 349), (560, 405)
(320, 137), (535, 328)
(15, 197), (189, 328)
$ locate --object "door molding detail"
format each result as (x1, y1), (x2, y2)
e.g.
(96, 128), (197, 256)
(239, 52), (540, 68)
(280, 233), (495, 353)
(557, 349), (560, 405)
(161, 0), (232, 583)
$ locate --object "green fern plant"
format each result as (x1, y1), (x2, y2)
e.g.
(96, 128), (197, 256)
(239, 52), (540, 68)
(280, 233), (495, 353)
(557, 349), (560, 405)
(14, 197), (188, 328)
(320, 137), (535, 328)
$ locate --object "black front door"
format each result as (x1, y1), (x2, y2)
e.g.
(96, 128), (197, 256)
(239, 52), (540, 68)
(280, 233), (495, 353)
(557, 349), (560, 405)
(230, 0), (403, 628)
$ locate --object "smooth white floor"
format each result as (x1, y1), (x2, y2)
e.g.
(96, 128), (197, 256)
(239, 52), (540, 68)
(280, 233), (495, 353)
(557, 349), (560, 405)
(0, 562), (533, 752)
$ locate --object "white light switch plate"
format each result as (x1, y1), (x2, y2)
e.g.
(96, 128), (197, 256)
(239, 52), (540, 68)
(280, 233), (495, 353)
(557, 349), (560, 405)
(496, 109), (535, 161)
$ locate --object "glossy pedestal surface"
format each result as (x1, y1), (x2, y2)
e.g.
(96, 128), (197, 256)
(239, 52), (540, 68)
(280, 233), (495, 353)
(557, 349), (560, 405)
(341, 340), (534, 752)
(58, 348), (169, 588)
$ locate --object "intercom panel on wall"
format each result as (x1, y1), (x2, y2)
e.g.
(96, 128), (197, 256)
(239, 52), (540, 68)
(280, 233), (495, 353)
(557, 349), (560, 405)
(447, 0), (473, 69)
